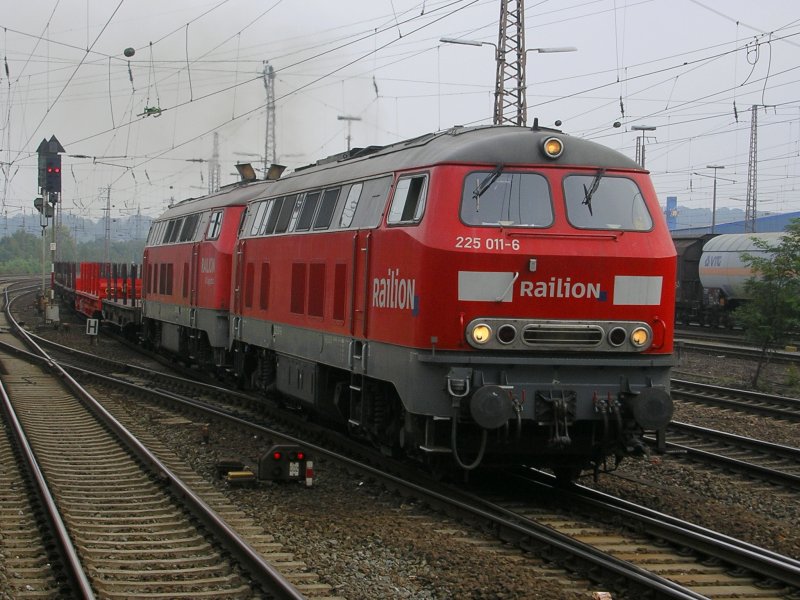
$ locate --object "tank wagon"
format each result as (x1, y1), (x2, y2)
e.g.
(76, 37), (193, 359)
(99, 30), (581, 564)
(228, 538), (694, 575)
(673, 231), (782, 327)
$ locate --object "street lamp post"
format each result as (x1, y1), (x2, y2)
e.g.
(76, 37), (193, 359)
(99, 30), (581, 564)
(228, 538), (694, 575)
(439, 38), (575, 126)
(631, 125), (656, 167)
(707, 164), (725, 234)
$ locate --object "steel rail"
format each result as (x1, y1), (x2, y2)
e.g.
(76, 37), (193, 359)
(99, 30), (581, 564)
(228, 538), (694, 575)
(64, 366), (710, 600)
(0, 377), (96, 599)
(3, 289), (305, 600)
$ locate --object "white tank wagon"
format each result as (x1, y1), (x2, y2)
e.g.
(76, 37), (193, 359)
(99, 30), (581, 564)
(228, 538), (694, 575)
(699, 232), (784, 300)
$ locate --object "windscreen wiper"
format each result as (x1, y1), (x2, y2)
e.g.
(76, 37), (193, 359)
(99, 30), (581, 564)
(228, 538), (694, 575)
(473, 164), (504, 210)
(582, 168), (606, 216)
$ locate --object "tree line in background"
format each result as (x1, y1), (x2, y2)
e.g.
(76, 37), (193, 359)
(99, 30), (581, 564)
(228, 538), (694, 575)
(0, 226), (145, 274)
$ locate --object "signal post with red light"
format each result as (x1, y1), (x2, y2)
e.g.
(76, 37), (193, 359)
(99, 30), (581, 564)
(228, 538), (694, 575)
(258, 444), (313, 486)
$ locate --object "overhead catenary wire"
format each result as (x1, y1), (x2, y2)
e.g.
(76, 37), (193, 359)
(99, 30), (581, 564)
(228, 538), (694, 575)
(2, 0), (799, 221)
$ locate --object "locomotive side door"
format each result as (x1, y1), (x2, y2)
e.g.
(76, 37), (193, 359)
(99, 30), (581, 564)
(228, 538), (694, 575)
(189, 241), (200, 307)
(349, 230), (372, 340)
(233, 238), (246, 316)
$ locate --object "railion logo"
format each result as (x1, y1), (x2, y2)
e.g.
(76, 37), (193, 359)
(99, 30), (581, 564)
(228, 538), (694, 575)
(372, 268), (418, 313)
(520, 277), (605, 300)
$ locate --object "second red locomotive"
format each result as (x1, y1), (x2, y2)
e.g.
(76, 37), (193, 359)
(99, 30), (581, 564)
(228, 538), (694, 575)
(139, 124), (675, 480)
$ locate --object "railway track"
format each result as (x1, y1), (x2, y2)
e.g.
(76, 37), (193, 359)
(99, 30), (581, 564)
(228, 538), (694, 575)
(645, 421), (800, 489)
(35, 328), (800, 493)
(489, 470), (800, 597)
(675, 338), (800, 366)
(0, 285), (311, 598)
(11, 285), (800, 598)
(672, 379), (800, 421)
(20, 332), (800, 598)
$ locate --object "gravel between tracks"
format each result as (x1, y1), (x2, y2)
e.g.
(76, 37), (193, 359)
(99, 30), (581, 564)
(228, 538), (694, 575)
(6, 302), (800, 598)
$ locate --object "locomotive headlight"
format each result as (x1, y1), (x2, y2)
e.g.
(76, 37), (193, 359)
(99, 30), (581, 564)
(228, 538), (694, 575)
(543, 137), (564, 158)
(471, 324), (492, 345)
(630, 327), (650, 348)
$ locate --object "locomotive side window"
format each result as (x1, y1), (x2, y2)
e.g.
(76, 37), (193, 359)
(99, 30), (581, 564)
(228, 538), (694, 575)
(563, 174), (653, 231)
(339, 184), (363, 228)
(388, 174), (427, 225)
(287, 194), (305, 232)
(168, 218), (183, 243)
(263, 197), (284, 234)
(295, 191), (321, 231)
(156, 221), (167, 244)
(249, 201), (270, 236)
(179, 213), (200, 242)
(163, 220), (176, 243)
(275, 194), (298, 233)
(461, 172), (552, 227)
(350, 176), (392, 228)
(207, 210), (223, 240)
(314, 188), (340, 230)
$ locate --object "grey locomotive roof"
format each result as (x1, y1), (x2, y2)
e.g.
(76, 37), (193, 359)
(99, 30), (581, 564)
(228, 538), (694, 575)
(156, 125), (641, 217)
(156, 179), (274, 220)
(260, 125), (642, 196)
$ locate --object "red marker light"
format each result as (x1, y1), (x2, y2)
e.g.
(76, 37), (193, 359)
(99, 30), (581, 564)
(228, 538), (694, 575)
(272, 451), (282, 460)
(296, 452), (305, 461)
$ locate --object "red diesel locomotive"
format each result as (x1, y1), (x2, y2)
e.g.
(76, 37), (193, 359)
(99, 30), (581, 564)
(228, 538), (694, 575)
(141, 124), (675, 479)
(142, 181), (270, 362)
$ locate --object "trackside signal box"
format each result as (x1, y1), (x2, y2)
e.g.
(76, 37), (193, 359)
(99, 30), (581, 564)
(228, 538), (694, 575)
(258, 444), (313, 486)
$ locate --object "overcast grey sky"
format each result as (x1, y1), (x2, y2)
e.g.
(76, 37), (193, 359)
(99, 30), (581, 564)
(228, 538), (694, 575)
(1, 0), (798, 228)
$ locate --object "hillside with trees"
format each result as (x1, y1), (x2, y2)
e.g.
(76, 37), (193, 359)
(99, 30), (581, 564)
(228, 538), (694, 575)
(0, 226), (145, 274)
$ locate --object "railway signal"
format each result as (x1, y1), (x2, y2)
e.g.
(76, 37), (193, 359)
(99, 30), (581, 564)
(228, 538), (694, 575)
(33, 197), (53, 218)
(44, 155), (62, 193)
(259, 444), (313, 486)
(36, 135), (65, 197)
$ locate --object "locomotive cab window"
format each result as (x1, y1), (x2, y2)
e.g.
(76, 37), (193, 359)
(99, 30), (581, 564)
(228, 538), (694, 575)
(207, 210), (223, 240)
(388, 174), (428, 225)
(564, 173), (653, 231)
(461, 171), (553, 227)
